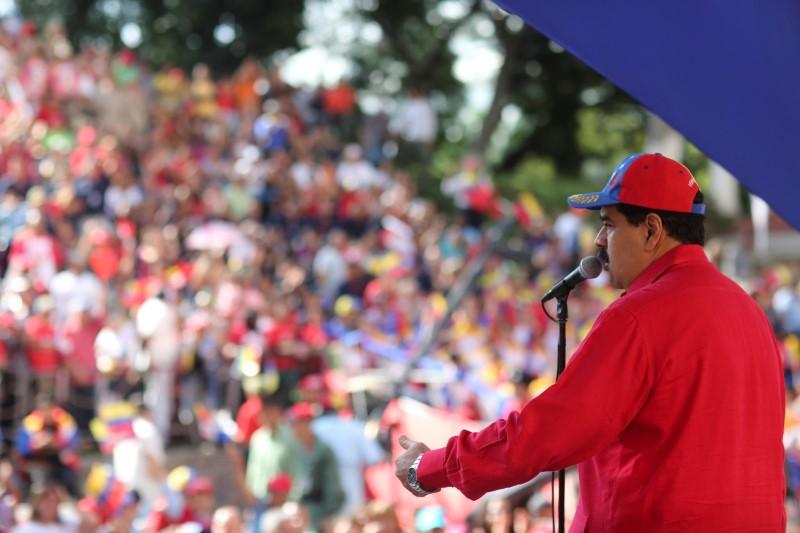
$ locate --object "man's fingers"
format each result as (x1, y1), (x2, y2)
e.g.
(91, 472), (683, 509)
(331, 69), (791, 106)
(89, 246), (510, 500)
(399, 434), (413, 450)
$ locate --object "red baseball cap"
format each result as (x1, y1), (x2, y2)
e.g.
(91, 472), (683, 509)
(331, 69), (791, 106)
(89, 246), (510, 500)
(298, 374), (327, 393)
(185, 477), (214, 495)
(267, 473), (293, 494)
(287, 402), (319, 422)
(567, 153), (705, 215)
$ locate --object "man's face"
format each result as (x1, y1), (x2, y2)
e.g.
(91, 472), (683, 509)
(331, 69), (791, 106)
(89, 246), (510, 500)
(186, 491), (214, 515)
(259, 405), (282, 427)
(594, 206), (651, 290)
(290, 419), (313, 441)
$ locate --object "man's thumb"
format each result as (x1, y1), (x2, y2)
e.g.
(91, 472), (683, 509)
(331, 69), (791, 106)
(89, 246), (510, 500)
(399, 435), (412, 450)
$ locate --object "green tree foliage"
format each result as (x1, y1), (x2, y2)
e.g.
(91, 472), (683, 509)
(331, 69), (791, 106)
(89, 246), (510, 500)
(347, 2), (645, 183)
(16, 0), (304, 72)
(355, 0), (479, 93)
(485, 23), (642, 178)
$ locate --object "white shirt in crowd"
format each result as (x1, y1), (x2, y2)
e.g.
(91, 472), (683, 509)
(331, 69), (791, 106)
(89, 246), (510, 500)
(104, 184), (143, 218)
(390, 95), (437, 144)
(135, 296), (179, 369)
(290, 160), (316, 191)
(312, 244), (347, 303)
(336, 159), (384, 191)
(49, 268), (104, 324)
(335, 145), (388, 192)
(553, 211), (582, 257)
(113, 415), (166, 506)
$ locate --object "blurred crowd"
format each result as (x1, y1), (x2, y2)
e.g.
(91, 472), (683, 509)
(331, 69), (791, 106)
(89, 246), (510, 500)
(1, 15), (800, 533)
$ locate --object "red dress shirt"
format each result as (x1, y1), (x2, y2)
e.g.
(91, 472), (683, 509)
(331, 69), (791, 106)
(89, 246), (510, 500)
(418, 245), (785, 532)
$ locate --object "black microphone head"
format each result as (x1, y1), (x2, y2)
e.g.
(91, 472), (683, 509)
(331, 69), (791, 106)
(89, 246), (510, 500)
(578, 256), (603, 280)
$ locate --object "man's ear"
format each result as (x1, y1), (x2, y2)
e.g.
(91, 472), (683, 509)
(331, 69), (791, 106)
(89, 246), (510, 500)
(644, 213), (664, 250)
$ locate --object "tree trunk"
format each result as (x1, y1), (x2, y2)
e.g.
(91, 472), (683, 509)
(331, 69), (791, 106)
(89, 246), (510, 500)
(474, 27), (525, 156)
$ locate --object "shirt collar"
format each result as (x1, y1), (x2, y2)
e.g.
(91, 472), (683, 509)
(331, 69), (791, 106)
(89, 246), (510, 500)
(623, 244), (707, 295)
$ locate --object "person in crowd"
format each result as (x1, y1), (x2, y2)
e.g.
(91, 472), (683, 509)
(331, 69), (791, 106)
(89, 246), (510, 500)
(76, 478), (140, 533)
(59, 298), (103, 439)
(136, 290), (179, 440)
(286, 402), (344, 531)
(0, 458), (20, 531)
(390, 87), (437, 166)
(11, 484), (76, 533)
(227, 393), (298, 533)
(145, 467), (214, 531)
(15, 398), (81, 497)
(302, 374), (385, 516)
(265, 473), (293, 511)
(500, 370), (536, 418)
(259, 501), (309, 533)
(112, 401), (166, 514)
(22, 296), (61, 400)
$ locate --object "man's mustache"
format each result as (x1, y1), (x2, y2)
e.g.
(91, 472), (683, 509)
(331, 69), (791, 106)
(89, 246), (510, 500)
(596, 248), (609, 263)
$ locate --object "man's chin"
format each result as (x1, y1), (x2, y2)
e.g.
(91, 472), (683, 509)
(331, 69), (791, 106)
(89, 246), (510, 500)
(606, 272), (624, 290)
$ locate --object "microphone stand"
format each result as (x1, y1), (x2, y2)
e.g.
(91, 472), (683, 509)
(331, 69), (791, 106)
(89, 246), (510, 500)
(555, 295), (568, 533)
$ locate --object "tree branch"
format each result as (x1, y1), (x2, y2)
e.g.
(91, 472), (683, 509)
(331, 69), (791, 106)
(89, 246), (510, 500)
(414, 0), (482, 81)
(474, 23), (527, 155)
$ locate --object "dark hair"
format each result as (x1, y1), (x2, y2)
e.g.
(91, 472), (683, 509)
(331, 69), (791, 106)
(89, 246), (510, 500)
(616, 191), (705, 245)
(260, 392), (285, 409)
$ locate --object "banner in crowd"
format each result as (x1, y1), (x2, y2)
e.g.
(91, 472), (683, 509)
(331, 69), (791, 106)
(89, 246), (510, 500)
(366, 398), (484, 530)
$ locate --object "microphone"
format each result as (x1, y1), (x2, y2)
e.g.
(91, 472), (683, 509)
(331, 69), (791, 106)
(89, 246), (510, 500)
(541, 256), (603, 303)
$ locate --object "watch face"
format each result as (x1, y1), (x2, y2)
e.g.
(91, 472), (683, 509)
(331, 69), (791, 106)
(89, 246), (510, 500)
(407, 467), (418, 487)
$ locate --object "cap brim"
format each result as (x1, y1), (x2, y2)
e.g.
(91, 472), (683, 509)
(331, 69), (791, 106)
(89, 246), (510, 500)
(567, 191), (618, 210)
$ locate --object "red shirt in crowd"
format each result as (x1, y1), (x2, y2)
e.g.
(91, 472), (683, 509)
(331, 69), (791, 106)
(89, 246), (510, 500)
(235, 395), (263, 444)
(63, 316), (103, 386)
(322, 83), (355, 115)
(267, 316), (299, 371)
(418, 245), (785, 532)
(24, 315), (60, 375)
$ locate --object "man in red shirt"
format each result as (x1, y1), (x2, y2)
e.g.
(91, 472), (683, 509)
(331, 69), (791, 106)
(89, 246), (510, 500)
(395, 154), (786, 531)
(62, 299), (103, 435)
(145, 469), (214, 531)
(24, 296), (61, 393)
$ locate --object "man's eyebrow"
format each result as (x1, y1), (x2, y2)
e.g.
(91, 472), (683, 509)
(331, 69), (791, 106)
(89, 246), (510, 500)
(599, 214), (611, 222)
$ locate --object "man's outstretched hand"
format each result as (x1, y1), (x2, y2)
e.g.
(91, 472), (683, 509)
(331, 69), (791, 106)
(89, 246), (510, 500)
(395, 435), (433, 497)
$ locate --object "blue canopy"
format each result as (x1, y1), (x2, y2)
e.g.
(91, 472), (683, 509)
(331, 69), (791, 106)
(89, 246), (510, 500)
(496, 0), (800, 230)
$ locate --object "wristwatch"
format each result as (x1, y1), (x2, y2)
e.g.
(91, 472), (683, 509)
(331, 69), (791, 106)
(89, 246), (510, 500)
(407, 453), (435, 496)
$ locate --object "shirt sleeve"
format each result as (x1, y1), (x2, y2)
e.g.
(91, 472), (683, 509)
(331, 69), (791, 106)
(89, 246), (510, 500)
(417, 305), (654, 500)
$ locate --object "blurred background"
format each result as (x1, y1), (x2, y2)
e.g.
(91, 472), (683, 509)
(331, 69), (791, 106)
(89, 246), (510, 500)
(0, 0), (797, 532)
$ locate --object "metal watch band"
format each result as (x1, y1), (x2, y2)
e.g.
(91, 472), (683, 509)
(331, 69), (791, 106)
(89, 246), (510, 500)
(408, 453), (430, 496)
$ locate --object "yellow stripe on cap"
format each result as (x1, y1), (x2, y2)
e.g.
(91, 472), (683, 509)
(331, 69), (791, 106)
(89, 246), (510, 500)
(568, 194), (600, 205)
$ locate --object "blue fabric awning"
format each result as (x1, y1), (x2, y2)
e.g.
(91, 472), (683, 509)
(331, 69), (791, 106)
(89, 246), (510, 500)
(495, 0), (800, 230)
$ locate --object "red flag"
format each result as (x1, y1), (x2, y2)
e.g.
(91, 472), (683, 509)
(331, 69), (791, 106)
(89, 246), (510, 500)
(366, 398), (483, 531)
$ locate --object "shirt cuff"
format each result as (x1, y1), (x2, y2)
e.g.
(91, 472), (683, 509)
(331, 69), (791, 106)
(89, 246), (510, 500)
(416, 447), (452, 491)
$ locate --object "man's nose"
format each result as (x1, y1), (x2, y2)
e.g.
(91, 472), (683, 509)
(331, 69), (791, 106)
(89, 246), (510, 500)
(594, 227), (607, 247)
